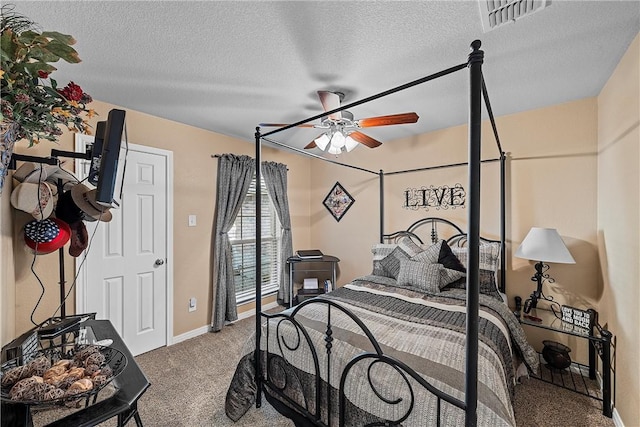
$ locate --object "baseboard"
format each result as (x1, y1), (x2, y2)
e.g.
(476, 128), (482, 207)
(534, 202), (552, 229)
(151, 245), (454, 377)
(612, 408), (624, 427)
(169, 301), (280, 345)
(171, 324), (210, 345)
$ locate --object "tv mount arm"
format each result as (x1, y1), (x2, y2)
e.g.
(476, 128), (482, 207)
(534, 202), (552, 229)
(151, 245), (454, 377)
(8, 147), (93, 319)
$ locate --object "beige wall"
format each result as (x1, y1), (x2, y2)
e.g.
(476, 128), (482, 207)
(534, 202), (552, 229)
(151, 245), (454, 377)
(1, 100), (312, 344)
(309, 98), (599, 309)
(597, 33), (639, 426)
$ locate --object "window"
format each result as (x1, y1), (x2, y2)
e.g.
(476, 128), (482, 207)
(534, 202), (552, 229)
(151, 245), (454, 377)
(229, 175), (281, 304)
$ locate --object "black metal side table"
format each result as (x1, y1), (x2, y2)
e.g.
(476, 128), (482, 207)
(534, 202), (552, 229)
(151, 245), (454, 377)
(1, 318), (150, 427)
(519, 308), (614, 418)
(286, 255), (339, 308)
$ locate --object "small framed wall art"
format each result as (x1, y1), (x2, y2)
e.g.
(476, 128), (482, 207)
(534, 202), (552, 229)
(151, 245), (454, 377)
(323, 181), (355, 222)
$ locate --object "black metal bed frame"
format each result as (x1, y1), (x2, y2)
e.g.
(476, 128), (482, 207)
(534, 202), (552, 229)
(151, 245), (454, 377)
(252, 40), (505, 427)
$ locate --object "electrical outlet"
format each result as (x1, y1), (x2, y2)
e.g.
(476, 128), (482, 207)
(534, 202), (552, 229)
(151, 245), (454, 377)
(189, 297), (197, 312)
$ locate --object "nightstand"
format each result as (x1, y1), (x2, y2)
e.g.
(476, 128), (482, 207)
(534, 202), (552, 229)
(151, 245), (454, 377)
(519, 307), (614, 418)
(286, 255), (339, 308)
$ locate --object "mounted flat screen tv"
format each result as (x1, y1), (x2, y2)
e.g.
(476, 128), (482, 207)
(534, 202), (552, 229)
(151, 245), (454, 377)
(87, 121), (106, 186)
(95, 109), (126, 207)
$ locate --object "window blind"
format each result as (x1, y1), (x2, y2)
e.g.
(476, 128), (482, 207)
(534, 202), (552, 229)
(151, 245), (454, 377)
(230, 176), (280, 303)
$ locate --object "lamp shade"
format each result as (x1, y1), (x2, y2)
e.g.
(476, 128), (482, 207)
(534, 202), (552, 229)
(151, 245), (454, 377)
(330, 131), (346, 148)
(344, 135), (359, 152)
(314, 133), (330, 151)
(515, 227), (575, 264)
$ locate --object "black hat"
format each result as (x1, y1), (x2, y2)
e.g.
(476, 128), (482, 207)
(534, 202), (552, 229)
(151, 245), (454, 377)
(56, 189), (84, 224)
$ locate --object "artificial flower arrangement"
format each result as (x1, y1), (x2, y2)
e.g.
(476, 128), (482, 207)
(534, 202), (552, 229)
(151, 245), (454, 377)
(1, 5), (95, 147)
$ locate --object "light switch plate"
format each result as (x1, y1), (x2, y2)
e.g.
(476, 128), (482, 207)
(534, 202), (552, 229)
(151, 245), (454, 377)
(189, 297), (197, 312)
(188, 215), (197, 227)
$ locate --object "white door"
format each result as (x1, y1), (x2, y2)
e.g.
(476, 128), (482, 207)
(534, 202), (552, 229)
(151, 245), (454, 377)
(75, 136), (173, 356)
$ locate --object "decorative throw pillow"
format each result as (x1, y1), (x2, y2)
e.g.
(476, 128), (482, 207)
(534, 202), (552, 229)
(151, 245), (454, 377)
(379, 246), (413, 279)
(411, 240), (466, 288)
(438, 240), (466, 272)
(371, 243), (397, 276)
(451, 241), (501, 274)
(397, 236), (424, 258)
(447, 242), (502, 300)
(443, 270), (503, 301)
(438, 266), (466, 290)
(412, 240), (441, 264)
(397, 260), (442, 293)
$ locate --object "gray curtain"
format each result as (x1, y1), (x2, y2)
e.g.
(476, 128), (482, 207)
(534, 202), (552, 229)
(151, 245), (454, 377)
(211, 154), (254, 332)
(262, 161), (293, 305)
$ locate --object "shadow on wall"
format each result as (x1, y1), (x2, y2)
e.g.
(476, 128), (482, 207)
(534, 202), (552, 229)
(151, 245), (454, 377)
(511, 236), (602, 310)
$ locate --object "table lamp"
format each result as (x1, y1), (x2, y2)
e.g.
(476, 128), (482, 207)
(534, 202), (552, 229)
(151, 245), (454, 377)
(515, 227), (575, 312)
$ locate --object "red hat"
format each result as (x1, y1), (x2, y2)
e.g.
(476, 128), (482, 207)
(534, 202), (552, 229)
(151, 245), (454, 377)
(24, 218), (71, 255)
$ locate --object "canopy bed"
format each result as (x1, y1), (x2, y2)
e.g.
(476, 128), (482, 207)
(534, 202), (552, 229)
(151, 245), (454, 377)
(228, 40), (536, 427)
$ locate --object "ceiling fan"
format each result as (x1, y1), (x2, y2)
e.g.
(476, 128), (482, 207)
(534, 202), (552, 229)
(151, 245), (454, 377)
(260, 91), (419, 154)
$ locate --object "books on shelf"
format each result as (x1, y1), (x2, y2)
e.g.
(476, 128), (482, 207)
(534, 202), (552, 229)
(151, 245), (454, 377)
(296, 249), (323, 259)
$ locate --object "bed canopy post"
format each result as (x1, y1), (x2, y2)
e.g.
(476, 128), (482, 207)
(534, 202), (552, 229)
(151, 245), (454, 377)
(255, 126), (263, 408)
(465, 39), (484, 427)
(500, 152), (506, 292)
(379, 170), (384, 242)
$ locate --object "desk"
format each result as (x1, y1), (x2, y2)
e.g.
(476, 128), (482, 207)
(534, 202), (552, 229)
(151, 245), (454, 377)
(1, 319), (150, 427)
(287, 255), (339, 308)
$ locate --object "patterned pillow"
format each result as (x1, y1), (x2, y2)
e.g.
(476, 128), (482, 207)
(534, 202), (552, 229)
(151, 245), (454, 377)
(451, 241), (501, 274)
(379, 246), (413, 279)
(439, 266), (466, 289)
(397, 260), (442, 293)
(411, 240), (466, 288)
(371, 243), (397, 276)
(372, 236), (423, 278)
(443, 270), (502, 301)
(447, 242), (502, 300)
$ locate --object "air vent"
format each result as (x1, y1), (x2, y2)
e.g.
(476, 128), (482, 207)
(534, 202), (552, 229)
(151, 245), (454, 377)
(479, 0), (550, 32)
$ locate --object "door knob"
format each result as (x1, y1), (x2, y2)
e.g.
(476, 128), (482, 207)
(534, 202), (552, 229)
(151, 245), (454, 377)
(155, 259), (165, 266)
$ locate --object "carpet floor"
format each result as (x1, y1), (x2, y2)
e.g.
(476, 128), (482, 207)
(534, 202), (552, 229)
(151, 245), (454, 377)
(31, 313), (614, 427)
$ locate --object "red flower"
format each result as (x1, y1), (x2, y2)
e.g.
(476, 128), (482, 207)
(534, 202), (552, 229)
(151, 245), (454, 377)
(59, 81), (84, 102)
(37, 70), (50, 79)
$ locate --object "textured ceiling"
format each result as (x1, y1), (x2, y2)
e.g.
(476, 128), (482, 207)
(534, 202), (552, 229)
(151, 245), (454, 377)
(8, 1), (640, 157)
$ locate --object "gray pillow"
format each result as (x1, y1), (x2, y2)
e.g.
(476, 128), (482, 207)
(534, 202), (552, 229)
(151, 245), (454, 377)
(397, 260), (442, 293)
(371, 243), (397, 276)
(379, 246), (412, 279)
(411, 240), (465, 289)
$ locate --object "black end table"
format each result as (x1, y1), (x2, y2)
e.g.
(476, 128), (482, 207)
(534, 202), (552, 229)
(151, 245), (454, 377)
(1, 318), (150, 427)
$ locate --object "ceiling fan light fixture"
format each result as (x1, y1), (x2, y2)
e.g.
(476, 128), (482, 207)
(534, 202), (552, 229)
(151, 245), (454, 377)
(330, 131), (346, 148)
(327, 145), (341, 155)
(314, 133), (330, 150)
(345, 135), (358, 152)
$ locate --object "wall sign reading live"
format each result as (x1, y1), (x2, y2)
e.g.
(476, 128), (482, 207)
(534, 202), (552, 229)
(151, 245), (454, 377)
(561, 305), (596, 330)
(403, 184), (466, 211)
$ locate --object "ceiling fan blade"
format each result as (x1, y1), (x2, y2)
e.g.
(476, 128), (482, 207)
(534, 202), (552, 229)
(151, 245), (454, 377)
(356, 112), (419, 128)
(259, 123), (315, 128)
(304, 140), (317, 149)
(349, 131), (383, 148)
(317, 91), (342, 120)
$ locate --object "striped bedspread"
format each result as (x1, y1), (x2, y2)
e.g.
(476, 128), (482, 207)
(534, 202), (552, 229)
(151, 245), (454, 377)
(226, 276), (538, 426)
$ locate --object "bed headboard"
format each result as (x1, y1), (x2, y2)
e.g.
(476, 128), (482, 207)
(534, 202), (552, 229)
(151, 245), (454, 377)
(383, 217), (505, 293)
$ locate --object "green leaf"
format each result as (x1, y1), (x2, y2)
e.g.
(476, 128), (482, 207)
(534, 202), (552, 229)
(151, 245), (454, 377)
(16, 30), (40, 45)
(22, 62), (57, 77)
(1, 31), (18, 61)
(41, 31), (76, 46)
(44, 39), (81, 63)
